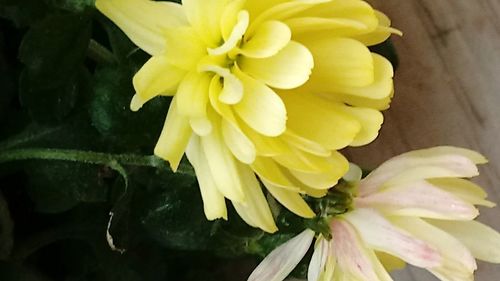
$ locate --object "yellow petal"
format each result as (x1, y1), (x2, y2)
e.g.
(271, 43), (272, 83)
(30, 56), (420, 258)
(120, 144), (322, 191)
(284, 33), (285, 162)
(182, 0), (230, 46)
(251, 157), (301, 191)
(281, 130), (331, 157)
(176, 71), (212, 118)
(185, 136), (228, 220)
(273, 145), (343, 174)
(337, 104), (384, 147)
(238, 40), (314, 89)
(239, 20), (291, 58)
(427, 219), (500, 263)
(233, 67), (287, 137)
(428, 178), (496, 207)
(154, 97), (192, 172)
(318, 54), (394, 110)
(240, 123), (289, 156)
(262, 179), (315, 218)
(246, 0), (330, 36)
(96, 0), (187, 55)
(131, 56), (186, 111)
(287, 17), (368, 36)
(232, 162), (278, 233)
(220, 0), (247, 40)
(163, 26), (206, 71)
(243, 0), (287, 22)
(354, 11), (402, 46)
(302, 37), (374, 88)
(208, 10), (249, 56)
(289, 152), (348, 189)
(286, 0), (381, 37)
(221, 119), (256, 164)
(280, 91), (361, 150)
(189, 116), (213, 136)
(200, 64), (243, 105)
(200, 116), (245, 202)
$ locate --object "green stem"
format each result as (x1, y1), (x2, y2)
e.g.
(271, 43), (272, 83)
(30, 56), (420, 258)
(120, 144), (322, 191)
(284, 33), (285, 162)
(0, 148), (195, 177)
(87, 39), (117, 64)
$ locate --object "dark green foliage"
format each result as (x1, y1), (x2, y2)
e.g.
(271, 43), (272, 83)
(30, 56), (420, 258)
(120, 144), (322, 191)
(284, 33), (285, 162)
(18, 14), (91, 123)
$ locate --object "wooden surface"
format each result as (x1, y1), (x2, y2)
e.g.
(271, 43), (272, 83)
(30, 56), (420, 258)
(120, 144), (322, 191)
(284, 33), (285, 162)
(344, 1), (500, 280)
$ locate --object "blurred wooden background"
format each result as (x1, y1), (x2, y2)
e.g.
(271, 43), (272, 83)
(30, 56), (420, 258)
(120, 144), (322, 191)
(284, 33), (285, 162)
(345, 0), (500, 280)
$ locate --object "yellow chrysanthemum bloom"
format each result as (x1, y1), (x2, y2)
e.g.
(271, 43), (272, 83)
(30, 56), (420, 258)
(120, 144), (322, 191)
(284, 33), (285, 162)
(96, 0), (400, 232)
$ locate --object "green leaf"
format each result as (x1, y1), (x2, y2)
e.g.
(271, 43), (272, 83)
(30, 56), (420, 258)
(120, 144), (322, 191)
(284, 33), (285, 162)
(137, 170), (214, 251)
(18, 14), (91, 123)
(102, 21), (139, 65)
(90, 66), (170, 149)
(26, 161), (110, 213)
(19, 14), (91, 77)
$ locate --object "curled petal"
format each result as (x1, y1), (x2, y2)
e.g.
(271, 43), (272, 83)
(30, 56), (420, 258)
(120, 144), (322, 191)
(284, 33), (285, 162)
(239, 41), (314, 89)
(303, 37), (374, 88)
(337, 104), (384, 147)
(281, 92), (361, 150)
(359, 146), (484, 196)
(354, 11), (403, 46)
(208, 10), (249, 55)
(321, 54), (394, 110)
(233, 68), (287, 137)
(240, 20), (291, 58)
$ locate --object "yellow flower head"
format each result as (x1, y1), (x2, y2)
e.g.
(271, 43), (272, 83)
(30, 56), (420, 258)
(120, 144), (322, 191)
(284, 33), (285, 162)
(96, 0), (400, 232)
(249, 147), (500, 281)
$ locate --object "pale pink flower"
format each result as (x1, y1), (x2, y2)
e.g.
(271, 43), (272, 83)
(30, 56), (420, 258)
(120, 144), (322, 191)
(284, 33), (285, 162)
(248, 147), (500, 281)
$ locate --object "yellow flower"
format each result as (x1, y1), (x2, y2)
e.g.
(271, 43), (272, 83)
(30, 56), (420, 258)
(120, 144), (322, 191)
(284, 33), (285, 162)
(248, 147), (500, 281)
(96, 0), (400, 232)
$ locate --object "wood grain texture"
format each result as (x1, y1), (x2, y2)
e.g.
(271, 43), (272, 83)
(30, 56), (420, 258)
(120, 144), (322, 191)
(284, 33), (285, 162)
(344, 1), (500, 280)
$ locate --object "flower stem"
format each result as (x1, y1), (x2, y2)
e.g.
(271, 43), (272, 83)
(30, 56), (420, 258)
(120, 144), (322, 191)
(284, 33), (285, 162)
(0, 148), (195, 177)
